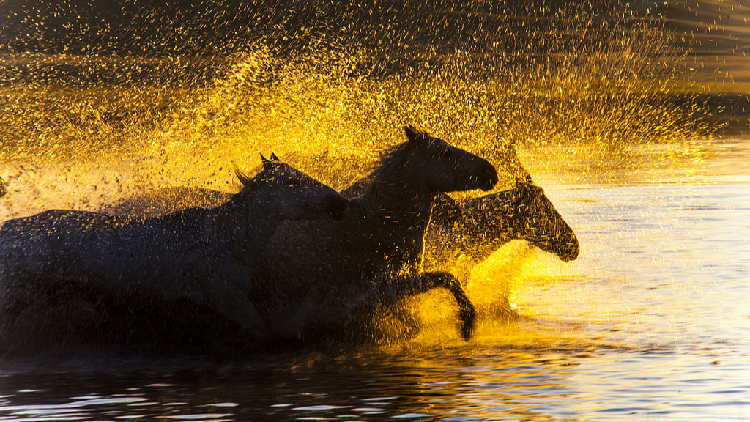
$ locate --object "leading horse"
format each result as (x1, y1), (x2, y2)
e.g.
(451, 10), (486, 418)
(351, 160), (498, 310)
(425, 175), (579, 315)
(0, 155), (348, 350)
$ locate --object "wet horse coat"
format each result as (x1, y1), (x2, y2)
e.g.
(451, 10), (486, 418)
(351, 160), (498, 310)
(0, 157), (348, 350)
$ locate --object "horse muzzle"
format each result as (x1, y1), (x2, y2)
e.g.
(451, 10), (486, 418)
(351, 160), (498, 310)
(469, 162), (498, 191)
(558, 238), (580, 262)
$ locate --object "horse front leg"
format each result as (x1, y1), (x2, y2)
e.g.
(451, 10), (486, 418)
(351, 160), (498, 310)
(380, 272), (476, 339)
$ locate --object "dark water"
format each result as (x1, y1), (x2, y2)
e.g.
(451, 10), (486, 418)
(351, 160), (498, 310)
(1, 140), (748, 421)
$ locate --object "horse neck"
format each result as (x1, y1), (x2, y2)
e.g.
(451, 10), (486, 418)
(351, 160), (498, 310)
(502, 191), (532, 238)
(205, 188), (280, 262)
(360, 165), (435, 221)
(353, 170), (436, 275)
(465, 191), (527, 240)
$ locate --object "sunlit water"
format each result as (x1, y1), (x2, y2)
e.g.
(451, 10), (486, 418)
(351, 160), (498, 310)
(0, 140), (747, 421)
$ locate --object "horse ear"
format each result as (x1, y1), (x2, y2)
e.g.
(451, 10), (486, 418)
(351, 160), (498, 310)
(270, 152), (280, 161)
(259, 153), (274, 172)
(516, 177), (531, 192)
(516, 175), (542, 197)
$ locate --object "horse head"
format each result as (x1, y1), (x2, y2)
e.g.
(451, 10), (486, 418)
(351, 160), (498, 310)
(505, 176), (579, 262)
(235, 154), (349, 221)
(402, 126), (498, 193)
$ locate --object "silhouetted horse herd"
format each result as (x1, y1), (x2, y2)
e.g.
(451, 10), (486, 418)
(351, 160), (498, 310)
(0, 127), (578, 352)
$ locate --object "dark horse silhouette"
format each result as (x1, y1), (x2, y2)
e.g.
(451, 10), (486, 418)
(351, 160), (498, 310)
(248, 126), (498, 343)
(0, 156), (348, 350)
(425, 175), (579, 314)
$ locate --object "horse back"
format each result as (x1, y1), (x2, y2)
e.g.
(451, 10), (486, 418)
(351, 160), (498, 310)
(0, 210), (131, 238)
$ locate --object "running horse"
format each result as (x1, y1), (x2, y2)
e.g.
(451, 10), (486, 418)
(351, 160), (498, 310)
(0, 155), (348, 350)
(251, 126), (498, 344)
(102, 136), (578, 343)
(425, 174), (579, 315)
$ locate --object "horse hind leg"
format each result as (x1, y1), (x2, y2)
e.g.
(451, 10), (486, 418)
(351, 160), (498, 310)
(381, 272), (476, 339)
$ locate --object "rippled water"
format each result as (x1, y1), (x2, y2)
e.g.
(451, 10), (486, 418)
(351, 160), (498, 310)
(0, 140), (747, 421)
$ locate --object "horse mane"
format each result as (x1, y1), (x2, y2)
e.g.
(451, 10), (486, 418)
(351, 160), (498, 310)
(358, 141), (416, 188)
(343, 128), (436, 196)
(153, 165), (264, 235)
(227, 165), (264, 203)
(234, 168), (255, 186)
(158, 206), (210, 230)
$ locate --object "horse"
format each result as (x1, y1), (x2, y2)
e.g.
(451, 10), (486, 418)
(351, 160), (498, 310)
(248, 126), (498, 344)
(0, 155), (349, 350)
(424, 174), (579, 314)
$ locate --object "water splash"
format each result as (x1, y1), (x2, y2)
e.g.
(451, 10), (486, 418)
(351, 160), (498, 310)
(1, 5), (713, 188)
